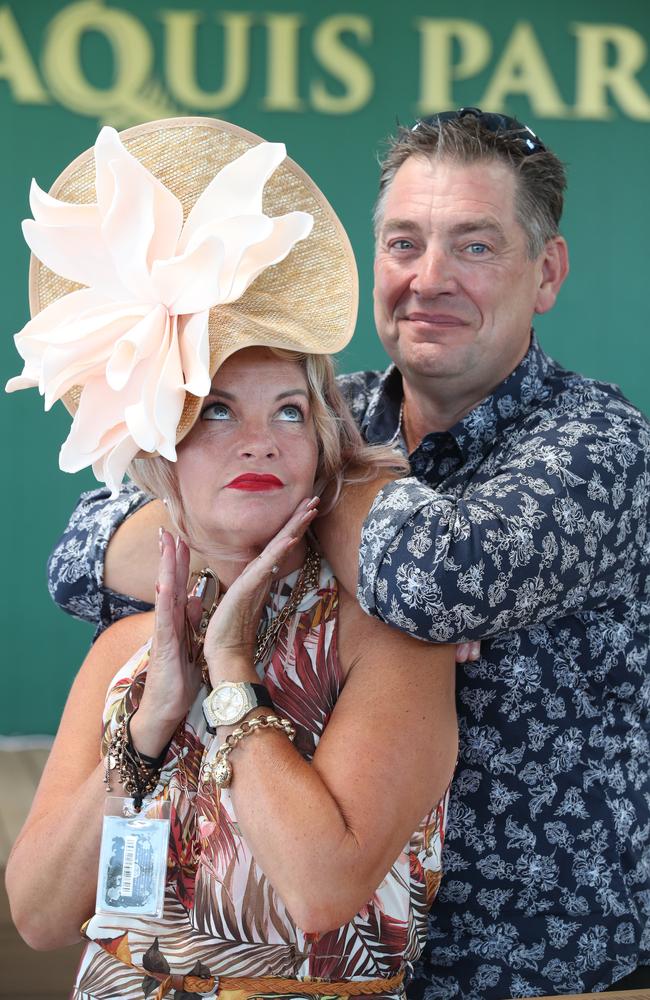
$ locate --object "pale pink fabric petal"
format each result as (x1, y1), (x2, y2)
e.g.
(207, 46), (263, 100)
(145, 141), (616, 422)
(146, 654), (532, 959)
(22, 301), (151, 407)
(178, 311), (211, 397)
(60, 374), (139, 457)
(124, 315), (184, 457)
(99, 151), (183, 301)
(179, 142), (286, 252)
(150, 236), (226, 314)
(176, 216), (273, 305)
(7, 289), (135, 399)
(151, 318), (185, 459)
(100, 156), (157, 299)
(223, 211), (313, 303)
(60, 418), (124, 473)
(93, 433), (140, 497)
(11, 287), (118, 341)
(29, 180), (99, 229)
(41, 315), (137, 408)
(94, 127), (183, 265)
(105, 304), (169, 392)
(22, 219), (128, 300)
(61, 387), (139, 496)
(9, 128), (315, 492)
(5, 374), (38, 392)
(61, 365), (145, 491)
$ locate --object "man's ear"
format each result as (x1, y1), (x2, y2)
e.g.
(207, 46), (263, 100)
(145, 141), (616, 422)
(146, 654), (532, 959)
(534, 236), (569, 315)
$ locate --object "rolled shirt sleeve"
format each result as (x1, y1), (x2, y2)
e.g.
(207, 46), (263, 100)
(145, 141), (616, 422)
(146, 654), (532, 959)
(358, 401), (650, 643)
(47, 482), (154, 634)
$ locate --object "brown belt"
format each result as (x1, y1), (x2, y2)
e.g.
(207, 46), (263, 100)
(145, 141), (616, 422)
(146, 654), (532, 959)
(92, 934), (405, 998)
(167, 970), (404, 997)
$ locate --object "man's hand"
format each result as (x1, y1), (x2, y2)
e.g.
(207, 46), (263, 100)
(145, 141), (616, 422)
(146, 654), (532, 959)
(455, 642), (481, 662)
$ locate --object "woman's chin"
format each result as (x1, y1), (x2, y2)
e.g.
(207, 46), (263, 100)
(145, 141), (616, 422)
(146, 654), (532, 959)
(195, 516), (305, 560)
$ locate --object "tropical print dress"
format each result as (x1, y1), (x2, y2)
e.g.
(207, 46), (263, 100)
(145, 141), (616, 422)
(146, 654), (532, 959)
(74, 559), (449, 1000)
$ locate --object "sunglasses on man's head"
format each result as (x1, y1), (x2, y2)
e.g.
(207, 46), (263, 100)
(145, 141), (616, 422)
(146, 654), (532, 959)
(412, 106), (547, 156)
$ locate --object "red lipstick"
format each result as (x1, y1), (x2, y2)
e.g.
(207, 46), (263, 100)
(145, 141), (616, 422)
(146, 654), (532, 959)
(226, 473), (283, 491)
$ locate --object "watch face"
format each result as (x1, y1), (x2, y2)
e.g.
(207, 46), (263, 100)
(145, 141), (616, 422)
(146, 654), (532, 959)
(212, 684), (248, 724)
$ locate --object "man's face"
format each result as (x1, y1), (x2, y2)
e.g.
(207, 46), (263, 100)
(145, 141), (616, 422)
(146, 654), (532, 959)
(373, 155), (566, 407)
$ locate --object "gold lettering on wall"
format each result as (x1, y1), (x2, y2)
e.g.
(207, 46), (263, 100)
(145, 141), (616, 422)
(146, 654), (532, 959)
(416, 18), (491, 112)
(263, 13), (304, 111)
(41, 1), (153, 120)
(573, 23), (650, 120)
(161, 10), (252, 110)
(310, 15), (373, 113)
(0, 4), (648, 124)
(481, 22), (569, 117)
(0, 4), (49, 102)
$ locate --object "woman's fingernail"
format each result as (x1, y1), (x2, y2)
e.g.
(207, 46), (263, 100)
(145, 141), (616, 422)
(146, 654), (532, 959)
(471, 642), (481, 659)
(176, 535), (181, 551)
(155, 581), (160, 595)
(457, 643), (468, 661)
(158, 527), (164, 553)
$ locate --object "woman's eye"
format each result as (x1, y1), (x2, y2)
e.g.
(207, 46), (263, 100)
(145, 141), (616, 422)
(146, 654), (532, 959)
(201, 402), (231, 421)
(277, 404), (304, 422)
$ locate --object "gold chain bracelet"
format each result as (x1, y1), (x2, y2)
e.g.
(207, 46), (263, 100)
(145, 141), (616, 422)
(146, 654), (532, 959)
(201, 714), (296, 789)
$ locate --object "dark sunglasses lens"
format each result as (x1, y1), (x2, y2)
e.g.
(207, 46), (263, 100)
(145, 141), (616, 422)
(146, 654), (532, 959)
(413, 107), (545, 153)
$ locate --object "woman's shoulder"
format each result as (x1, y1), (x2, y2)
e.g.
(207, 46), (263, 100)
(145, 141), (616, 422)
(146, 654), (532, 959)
(94, 610), (155, 659)
(89, 611), (155, 687)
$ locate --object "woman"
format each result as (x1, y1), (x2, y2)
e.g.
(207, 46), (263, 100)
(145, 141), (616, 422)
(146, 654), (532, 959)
(5, 118), (457, 999)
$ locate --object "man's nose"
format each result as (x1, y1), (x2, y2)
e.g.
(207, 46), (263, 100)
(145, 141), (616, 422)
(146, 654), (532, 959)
(410, 246), (458, 297)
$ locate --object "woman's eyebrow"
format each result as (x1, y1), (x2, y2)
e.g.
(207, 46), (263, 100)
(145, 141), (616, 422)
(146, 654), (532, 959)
(206, 388), (308, 399)
(207, 388), (236, 399)
(276, 389), (309, 400)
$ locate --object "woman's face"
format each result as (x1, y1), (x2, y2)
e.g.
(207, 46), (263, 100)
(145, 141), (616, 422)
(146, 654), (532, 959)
(175, 347), (319, 552)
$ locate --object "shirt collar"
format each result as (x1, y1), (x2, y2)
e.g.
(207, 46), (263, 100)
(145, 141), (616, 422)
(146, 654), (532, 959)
(361, 334), (554, 462)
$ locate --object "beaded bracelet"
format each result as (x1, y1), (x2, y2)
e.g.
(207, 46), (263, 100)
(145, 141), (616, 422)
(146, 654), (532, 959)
(103, 711), (172, 810)
(200, 714), (296, 789)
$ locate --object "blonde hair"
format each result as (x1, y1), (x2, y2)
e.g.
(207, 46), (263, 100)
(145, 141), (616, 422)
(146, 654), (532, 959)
(129, 350), (407, 543)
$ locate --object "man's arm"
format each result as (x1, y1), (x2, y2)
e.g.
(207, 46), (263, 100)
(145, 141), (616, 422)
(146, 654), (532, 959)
(322, 394), (650, 643)
(47, 483), (160, 632)
(103, 495), (170, 601)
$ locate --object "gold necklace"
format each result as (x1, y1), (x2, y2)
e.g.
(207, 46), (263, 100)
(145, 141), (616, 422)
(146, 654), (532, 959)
(254, 546), (321, 665)
(186, 547), (321, 683)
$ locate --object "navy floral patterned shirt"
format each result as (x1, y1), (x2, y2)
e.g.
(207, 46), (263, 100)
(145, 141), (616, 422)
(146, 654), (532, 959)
(48, 336), (650, 999)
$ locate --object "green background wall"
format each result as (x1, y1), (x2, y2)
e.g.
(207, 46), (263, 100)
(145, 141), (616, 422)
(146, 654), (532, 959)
(1, 0), (648, 734)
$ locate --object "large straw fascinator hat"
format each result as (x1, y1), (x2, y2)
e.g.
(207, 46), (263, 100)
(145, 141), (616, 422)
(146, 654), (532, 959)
(6, 116), (358, 494)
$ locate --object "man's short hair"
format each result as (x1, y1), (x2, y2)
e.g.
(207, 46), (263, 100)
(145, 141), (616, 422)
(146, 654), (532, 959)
(374, 112), (567, 259)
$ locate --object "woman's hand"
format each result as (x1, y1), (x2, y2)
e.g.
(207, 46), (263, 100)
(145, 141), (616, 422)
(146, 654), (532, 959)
(203, 496), (319, 683)
(130, 530), (202, 756)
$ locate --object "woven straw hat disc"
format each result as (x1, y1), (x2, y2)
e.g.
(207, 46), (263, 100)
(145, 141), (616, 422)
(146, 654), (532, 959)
(28, 117), (358, 446)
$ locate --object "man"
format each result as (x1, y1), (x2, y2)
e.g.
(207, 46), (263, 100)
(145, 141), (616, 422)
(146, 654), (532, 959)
(49, 109), (650, 997)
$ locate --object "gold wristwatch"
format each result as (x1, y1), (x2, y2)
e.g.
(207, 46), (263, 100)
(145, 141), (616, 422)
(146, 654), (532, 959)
(202, 681), (274, 729)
